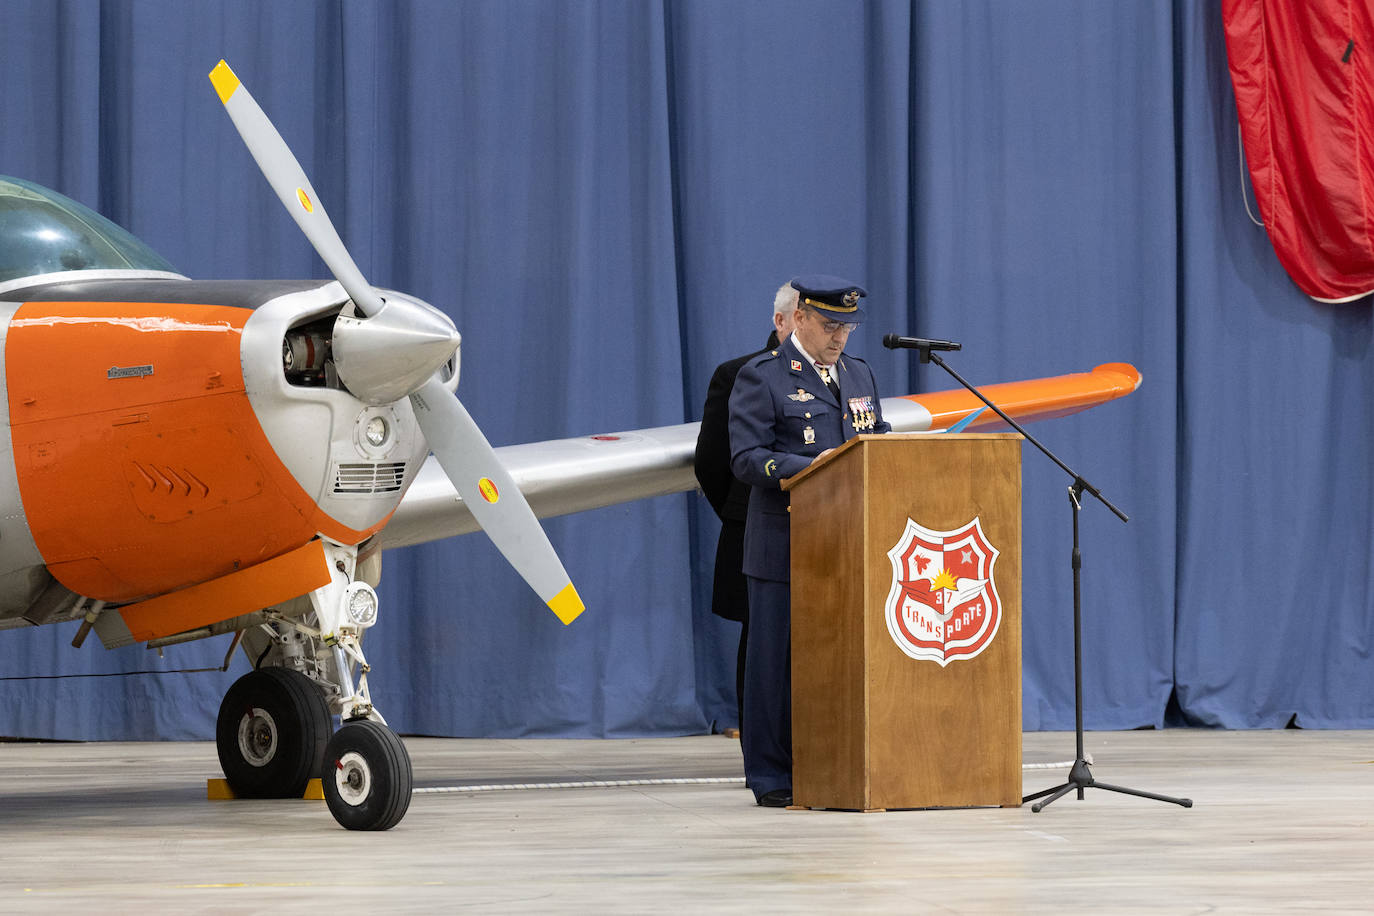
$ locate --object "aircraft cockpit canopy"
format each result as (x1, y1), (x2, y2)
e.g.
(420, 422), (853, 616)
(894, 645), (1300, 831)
(0, 176), (178, 284)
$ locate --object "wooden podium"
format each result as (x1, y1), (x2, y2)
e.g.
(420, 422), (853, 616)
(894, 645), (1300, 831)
(782, 433), (1022, 810)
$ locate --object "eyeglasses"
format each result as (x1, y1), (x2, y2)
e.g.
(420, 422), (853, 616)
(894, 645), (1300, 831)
(810, 313), (858, 334)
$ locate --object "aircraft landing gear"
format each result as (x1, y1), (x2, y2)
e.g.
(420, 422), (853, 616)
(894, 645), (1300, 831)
(219, 539), (414, 829)
(216, 666), (331, 798)
(323, 718), (413, 830)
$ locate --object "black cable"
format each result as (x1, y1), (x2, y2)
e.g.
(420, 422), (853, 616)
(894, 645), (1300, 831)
(0, 667), (228, 680)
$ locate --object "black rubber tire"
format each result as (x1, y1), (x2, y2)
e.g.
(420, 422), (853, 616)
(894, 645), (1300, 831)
(322, 719), (413, 831)
(216, 667), (332, 799)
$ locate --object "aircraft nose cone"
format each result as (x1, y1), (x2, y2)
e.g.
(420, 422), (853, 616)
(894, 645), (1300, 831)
(332, 294), (462, 405)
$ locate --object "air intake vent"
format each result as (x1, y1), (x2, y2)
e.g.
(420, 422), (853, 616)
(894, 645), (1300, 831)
(333, 462), (406, 494)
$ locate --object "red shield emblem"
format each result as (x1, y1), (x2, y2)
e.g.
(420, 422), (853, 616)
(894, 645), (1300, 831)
(883, 517), (1002, 666)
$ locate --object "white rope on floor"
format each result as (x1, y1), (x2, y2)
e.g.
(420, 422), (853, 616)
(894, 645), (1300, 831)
(413, 759), (1086, 794)
(414, 776), (746, 794)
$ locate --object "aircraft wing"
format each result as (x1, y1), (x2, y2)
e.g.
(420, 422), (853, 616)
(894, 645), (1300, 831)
(882, 361), (1142, 433)
(378, 362), (1141, 550)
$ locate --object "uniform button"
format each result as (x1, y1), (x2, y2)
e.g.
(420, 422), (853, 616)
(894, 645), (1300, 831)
(804, 412), (811, 419)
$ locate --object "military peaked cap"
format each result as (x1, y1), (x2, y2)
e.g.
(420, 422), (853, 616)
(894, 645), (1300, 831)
(790, 274), (868, 324)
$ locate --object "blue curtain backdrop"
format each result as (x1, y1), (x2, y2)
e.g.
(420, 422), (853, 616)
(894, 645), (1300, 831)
(0, 0), (1369, 740)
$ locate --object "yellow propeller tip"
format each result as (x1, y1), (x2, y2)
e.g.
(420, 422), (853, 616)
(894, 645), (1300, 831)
(209, 60), (240, 104)
(547, 583), (585, 625)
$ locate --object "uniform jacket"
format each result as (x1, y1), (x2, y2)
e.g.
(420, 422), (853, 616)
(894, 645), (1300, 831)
(693, 333), (777, 621)
(727, 334), (889, 582)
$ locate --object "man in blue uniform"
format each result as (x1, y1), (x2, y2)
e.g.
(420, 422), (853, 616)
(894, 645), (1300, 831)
(728, 275), (891, 807)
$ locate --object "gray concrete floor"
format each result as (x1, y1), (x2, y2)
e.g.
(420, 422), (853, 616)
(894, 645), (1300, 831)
(0, 730), (1370, 913)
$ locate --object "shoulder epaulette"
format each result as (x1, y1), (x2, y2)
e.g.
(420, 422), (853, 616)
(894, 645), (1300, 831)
(747, 349), (782, 368)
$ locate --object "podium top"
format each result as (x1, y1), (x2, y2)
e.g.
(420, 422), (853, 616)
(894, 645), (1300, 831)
(780, 432), (1023, 491)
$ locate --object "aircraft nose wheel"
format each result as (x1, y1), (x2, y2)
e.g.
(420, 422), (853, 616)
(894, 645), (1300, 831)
(323, 719), (412, 830)
(216, 667), (331, 798)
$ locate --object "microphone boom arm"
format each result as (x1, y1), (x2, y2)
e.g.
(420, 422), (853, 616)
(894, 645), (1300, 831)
(919, 348), (1127, 523)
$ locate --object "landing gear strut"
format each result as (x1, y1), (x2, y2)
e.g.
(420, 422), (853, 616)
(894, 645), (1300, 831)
(214, 538), (414, 830)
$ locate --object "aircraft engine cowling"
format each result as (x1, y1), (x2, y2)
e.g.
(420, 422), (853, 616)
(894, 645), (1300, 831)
(240, 282), (456, 537)
(1, 278), (450, 604)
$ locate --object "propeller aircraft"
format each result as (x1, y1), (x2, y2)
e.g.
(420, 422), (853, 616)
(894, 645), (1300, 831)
(0, 61), (1142, 830)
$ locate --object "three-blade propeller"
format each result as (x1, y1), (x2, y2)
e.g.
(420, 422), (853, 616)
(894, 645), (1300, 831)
(209, 60), (583, 624)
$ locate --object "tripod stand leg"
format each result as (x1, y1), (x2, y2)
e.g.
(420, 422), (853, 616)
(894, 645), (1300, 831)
(1025, 487), (1192, 813)
(1021, 782), (1070, 804)
(1027, 782), (1076, 812)
(1091, 781), (1193, 808)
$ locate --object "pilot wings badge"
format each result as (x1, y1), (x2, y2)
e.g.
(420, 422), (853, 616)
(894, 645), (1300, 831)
(883, 517), (1002, 666)
(787, 389), (816, 402)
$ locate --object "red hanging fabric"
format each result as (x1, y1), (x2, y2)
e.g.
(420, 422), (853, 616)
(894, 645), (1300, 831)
(1223, 0), (1374, 302)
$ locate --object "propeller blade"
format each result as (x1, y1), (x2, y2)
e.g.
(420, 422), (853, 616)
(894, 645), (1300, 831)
(212, 59), (583, 624)
(208, 60), (383, 317)
(410, 378), (584, 624)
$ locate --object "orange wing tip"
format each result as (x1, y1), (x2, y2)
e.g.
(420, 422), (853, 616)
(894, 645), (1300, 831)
(209, 60), (240, 104)
(1092, 362), (1143, 391)
(547, 582), (585, 625)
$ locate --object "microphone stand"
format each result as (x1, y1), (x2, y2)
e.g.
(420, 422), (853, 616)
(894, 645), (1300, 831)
(907, 343), (1191, 812)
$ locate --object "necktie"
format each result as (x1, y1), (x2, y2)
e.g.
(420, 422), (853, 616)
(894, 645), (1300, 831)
(817, 363), (840, 400)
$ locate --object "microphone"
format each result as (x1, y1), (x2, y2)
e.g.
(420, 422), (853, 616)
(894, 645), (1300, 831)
(882, 333), (962, 352)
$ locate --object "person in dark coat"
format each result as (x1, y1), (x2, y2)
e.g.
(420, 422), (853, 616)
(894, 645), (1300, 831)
(727, 275), (891, 807)
(694, 284), (800, 736)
